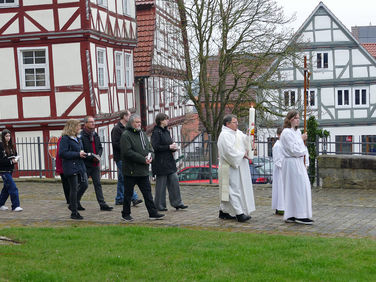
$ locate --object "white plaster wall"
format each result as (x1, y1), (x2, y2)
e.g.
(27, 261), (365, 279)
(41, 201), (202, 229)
(127, 92), (134, 109)
(58, 7), (78, 30)
(370, 85), (376, 104)
(26, 10), (54, 31)
(306, 21), (313, 30)
(0, 95), (18, 119)
(321, 88), (335, 106)
(90, 43), (97, 85)
(3, 18), (18, 35)
(352, 49), (371, 65)
(14, 131), (45, 170)
(300, 32), (314, 42)
(0, 48), (17, 89)
(353, 109), (368, 118)
(69, 99), (86, 116)
(68, 15), (81, 30)
(24, 0), (52, 5)
(315, 15), (331, 29)
(341, 66), (350, 78)
(99, 11), (107, 33)
(58, 0), (79, 3)
(49, 130), (62, 138)
(0, 13), (17, 31)
(370, 66), (376, 77)
(24, 17), (40, 33)
(335, 49), (349, 66)
(107, 47), (114, 84)
(91, 7), (97, 29)
(315, 30), (332, 42)
(280, 70), (294, 81)
(337, 110), (350, 119)
(53, 43), (82, 86)
(321, 107), (334, 120)
(108, 0), (116, 12)
(333, 30), (349, 41)
(296, 69), (304, 81)
(100, 93), (109, 113)
(314, 71), (333, 80)
(55, 92), (81, 116)
(118, 92), (125, 111)
(352, 66), (368, 78)
(23, 97), (50, 118)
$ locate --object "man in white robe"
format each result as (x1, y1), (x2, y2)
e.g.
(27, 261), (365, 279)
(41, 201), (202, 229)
(218, 114), (255, 222)
(272, 127), (284, 215)
(280, 110), (313, 225)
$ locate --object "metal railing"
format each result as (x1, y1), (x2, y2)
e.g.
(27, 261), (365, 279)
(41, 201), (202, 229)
(9, 135), (376, 186)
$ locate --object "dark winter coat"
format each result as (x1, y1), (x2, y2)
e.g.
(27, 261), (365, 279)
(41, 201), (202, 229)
(58, 135), (86, 176)
(0, 142), (17, 172)
(80, 129), (103, 169)
(120, 124), (154, 177)
(151, 126), (177, 176)
(111, 121), (126, 162)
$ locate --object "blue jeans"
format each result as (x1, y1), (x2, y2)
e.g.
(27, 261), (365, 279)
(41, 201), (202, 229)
(116, 161), (138, 203)
(0, 172), (20, 210)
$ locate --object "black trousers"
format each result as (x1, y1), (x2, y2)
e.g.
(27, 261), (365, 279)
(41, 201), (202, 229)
(60, 173), (70, 204)
(122, 176), (158, 217)
(80, 166), (106, 206)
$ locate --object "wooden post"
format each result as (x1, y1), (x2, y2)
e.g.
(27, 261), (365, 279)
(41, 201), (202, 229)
(303, 56), (308, 135)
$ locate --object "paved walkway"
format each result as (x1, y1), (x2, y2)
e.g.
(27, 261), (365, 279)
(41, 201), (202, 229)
(0, 180), (376, 239)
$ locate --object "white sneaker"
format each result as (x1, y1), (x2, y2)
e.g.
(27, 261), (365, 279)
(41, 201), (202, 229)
(12, 207), (23, 212)
(0, 205), (8, 211)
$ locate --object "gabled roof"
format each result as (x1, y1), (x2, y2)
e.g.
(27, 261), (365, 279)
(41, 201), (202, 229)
(362, 43), (376, 59)
(134, 4), (155, 77)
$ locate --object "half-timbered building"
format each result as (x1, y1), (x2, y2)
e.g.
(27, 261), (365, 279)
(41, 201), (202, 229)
(260, 2), (376, 155)
(134, 0), (186, 141)
(0, 0), (137, 173)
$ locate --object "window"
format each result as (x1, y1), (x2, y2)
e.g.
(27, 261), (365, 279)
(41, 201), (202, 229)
(283, 90), (296, 107)
(97, 48), (108, 89)
(317, 52), (328, 69)
(115, 51), (125, 88)
(0, 0), (18, 8)
(354, 88), (368, 106)
(305, 90), (317, 108)
(18, 47), (50, 90)
(125, 53), (133, 89)
(336, 89), (350, 107)
(97, 0), (107, 7)
(335, 136), (353, 154)
(123, 0), (134, 16)
(362, 135), (376, 155)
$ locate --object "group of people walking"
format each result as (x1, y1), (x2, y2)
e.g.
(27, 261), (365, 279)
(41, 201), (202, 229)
(1, 109), (312, 225)
(217, 110), (313, 225)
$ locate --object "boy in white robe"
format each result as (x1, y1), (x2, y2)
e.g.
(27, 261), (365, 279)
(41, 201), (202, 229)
(272, 127), (284, 215)
(217, 114), (255, 222)
(280, 110), (313, 225)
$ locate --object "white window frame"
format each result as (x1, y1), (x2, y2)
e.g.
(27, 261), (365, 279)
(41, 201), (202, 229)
(97, 47), (108, 89)
(304, 89), (317, 109)
(18, 47), (50, 91)
(125, 53), (134, 89)
(353, 87), (369, 108)
(283, 89), (297, 107)
(115, 51), (125, 89)
(0, 0), (18, 8)
(335, 88), (351, 108)
(97, 0), (107, 7)
(123, 0), (135, 17)
(316, 52), (329, 69)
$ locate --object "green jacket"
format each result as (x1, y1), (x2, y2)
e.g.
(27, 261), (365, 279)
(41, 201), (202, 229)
(120, 124), (154, 177)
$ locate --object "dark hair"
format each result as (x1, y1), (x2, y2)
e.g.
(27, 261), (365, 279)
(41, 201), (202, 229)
(119, 110), (130, 120)
(283, 110), (299, 129)
(84, 116), (94, 124)
(1, 129), (14, 156)
(276, 127), (283, 136)
(155, 113), (169, 126)
(223, 114), (237, 126)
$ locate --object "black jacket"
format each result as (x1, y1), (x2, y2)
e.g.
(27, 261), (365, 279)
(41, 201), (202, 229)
(120, 124), (154, 177)
(80, 129), (103, 169)
(58, 135), (86, 176)
(0, 142), (17, 172)
(151, 126), (177, 176)
(111, 121), (126, 162)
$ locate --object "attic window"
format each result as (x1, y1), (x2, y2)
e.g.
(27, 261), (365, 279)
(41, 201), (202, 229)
(0, 0), (18, 7)
(317, 52), (328, 69)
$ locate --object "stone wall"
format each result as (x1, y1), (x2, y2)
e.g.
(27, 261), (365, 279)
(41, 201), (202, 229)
(318, 155), (376, 189)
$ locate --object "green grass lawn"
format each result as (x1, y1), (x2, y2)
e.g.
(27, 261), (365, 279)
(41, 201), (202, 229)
(0, 226), (375, 281)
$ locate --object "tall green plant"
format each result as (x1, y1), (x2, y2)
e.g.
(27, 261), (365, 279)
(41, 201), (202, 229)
(306, 116), (330, 185)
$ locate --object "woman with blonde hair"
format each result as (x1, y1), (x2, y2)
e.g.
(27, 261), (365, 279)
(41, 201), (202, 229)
(59, 119), (88, 220)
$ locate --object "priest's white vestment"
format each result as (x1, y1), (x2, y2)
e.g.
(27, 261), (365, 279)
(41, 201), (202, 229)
(280, 128), (312, 220)
(218, 126), (255, 216)
(271, 140), (284, 211)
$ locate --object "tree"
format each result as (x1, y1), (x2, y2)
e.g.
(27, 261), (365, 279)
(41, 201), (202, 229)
(176, 0), (298, 147)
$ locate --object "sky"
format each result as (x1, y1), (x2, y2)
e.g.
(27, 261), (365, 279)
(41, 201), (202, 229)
(275, 0), (376, 31)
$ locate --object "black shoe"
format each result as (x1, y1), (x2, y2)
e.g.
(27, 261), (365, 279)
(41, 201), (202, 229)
(158, 208), (168, 211)
(285, 217), (296, 223)
(219, 210), (236, 220)
(132, 199), (143, 206)
(121, 215), (134, 222)
(71, 212), (83, 220)
(236, 214), (251, 222)
(295, 218), (314, 225)
(115, 201), (123, 205)
(149, 213), (165, 220)
(77, 204), (85, 211)
(100, 204), (113, 211)
(175, 204), (188, 210)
